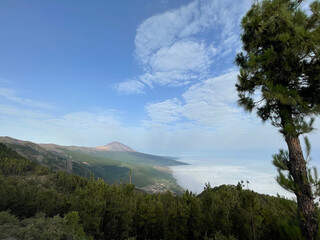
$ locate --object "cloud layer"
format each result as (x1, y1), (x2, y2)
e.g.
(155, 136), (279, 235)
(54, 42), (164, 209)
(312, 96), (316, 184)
(170, 157), (295, 198)
(117, 0), (251, 93)
(144, 70), (259, 130)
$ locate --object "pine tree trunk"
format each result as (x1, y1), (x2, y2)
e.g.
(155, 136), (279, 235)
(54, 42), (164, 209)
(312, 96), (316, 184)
(285, 136), (318, 240)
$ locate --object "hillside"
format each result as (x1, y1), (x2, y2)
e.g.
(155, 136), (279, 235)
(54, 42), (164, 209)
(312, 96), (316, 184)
(96, 141), (136, 152)
(0, 136), (186, 194)
(0, 144), (303, 240)
(0, 136), (74, 172)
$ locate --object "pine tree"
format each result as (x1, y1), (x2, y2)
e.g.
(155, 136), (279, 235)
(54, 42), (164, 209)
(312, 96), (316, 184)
(235, 0), (320, 239)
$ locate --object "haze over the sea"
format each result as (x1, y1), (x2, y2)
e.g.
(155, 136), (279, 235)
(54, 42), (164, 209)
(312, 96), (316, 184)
(170, 153), (320, 198)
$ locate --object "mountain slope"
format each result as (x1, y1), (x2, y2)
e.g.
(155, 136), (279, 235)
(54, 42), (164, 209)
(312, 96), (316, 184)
(0, 136), (186, 194)
(0, 136), (73, 171)
(95, 141), (135, 152)
(87, 151), (186, 166)
(38, 140), (187, 168)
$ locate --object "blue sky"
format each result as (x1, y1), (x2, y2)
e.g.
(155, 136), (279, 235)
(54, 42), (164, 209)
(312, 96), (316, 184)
(0, 0), (319, 159)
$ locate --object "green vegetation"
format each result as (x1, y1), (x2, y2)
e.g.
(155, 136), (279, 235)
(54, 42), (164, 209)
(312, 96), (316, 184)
(3, 141), (70, 171)
(0, 143), (50, 175)
(0, 137), (185, 194)
(60, 148), (184, 193)
(89, 150), (187, 166)
(1, 142), (319, 239)
(235, 0), (320, 238)
(0, 211), (91, 240)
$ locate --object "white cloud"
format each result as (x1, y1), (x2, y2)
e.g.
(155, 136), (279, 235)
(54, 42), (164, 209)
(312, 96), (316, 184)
(170, 159), (295, 198)
(116, 80), (145, 94)
(0, 87), (52, 109)
(181, 71), (241, 126)
(46, 111), (121, 131)
(0, 104), (49, 119)
(135, 0), (199, 64)
(135, 0), (250, 62)
(149, 40), (213, 73)
(145, 98), (182, 124)
(138, 40), (217, 87)
(141, 69), (287, 152)
(144, 70), (256, 128)
(118, 0), (252, 93)
(140, 71), (194, 87)
(0, 102), (126, 147)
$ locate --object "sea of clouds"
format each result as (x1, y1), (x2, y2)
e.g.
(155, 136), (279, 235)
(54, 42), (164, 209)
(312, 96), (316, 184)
(170, 156), (304, 199)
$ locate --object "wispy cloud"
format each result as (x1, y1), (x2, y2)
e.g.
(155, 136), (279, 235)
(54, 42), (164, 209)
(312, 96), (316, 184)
(117, 0), (252, 94)
(46, 111), (122, 131)
(0, 104), (50, 119)
(140, 40), (217, 87)
(145, 98), (182, 124)
(141, 69), (287, 152)
(0, 102), (288, 153)
(135, 0), (199, 64)
(0, 87), (52, 109)
(116, 80), (145, 94)
(181, 70), (241, 127)
(144, 70), (258, 128)
(0, 106), (126, 146)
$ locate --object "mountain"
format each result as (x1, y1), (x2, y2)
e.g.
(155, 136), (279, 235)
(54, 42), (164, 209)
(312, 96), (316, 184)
(0, 136), (74, 172)
(0, 136), (186, 194)
(96, 141), (135, 152)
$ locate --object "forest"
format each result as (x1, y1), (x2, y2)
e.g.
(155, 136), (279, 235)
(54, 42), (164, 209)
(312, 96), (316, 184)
(0, 142), (317, 240)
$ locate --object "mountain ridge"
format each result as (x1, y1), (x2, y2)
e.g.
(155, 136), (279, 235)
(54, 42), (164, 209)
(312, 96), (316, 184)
(95, 141), (135, 152)
(0, 136), (186, 194)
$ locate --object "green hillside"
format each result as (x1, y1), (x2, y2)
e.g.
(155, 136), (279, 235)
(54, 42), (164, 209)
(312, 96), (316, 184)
(2, 141), (70, 171)
(0, 143), (308, 240)
(59, 148), (184, 193)
(0, 137), (185, 194)
(88, 151), (187, 166)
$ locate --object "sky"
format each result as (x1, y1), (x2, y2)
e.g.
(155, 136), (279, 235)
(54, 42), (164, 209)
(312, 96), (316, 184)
(0, 0), (319, 161)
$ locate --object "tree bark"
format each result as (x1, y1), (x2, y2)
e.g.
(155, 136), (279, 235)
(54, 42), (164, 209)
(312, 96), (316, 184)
(285, 136), (318, 240)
